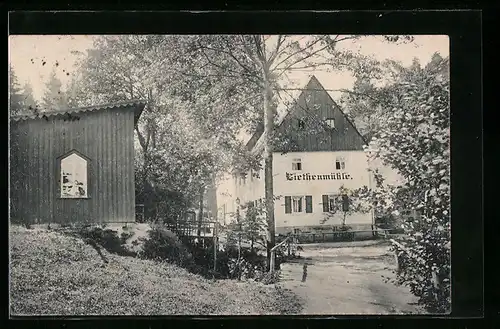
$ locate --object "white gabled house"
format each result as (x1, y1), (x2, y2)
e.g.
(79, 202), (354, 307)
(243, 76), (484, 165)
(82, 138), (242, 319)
(216, 76), (384, 235)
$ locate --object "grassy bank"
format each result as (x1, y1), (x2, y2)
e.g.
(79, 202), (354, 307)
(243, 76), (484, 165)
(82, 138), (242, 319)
(9, 225), (302, 316)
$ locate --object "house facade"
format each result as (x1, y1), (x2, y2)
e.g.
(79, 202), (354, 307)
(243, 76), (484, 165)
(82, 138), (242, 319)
(9, 100), (146, 225)
(216, 76), (375, 235)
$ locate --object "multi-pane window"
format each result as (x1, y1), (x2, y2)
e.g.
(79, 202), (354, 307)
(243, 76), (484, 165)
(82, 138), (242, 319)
(292, 158), (302, 171)
(292, 196), (303, 213)
(60, 152), (88, 198)
(335, 156), (346, 170)
(285, 195), (313, 214)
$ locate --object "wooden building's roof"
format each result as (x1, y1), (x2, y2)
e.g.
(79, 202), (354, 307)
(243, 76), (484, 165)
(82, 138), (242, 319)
(10, 100), (147, 125)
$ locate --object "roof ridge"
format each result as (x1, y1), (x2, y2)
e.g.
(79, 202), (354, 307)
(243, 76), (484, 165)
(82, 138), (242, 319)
(10, 99), (147, 122)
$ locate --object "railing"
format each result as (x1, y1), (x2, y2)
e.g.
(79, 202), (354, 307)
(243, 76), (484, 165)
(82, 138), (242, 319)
(270, 235), (294, 273)
(291, 228), (390, 244)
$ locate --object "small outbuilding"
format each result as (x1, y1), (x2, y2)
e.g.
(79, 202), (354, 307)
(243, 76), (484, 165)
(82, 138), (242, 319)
(9, 100), (146, 225)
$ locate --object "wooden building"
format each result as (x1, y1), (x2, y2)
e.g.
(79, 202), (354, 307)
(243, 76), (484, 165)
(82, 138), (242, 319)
(9, 100), (146, 225)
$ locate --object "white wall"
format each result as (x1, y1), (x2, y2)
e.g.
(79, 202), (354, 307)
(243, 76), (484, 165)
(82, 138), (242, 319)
(217, 150), (374, 233)
(272, 151), (372, 232)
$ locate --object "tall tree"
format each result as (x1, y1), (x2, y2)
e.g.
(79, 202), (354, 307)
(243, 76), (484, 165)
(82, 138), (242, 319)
(41, 69), (68, 112)
(9, 65), (24, 116)
(21, 82), (39, 114)
(171, 34), (413, 268)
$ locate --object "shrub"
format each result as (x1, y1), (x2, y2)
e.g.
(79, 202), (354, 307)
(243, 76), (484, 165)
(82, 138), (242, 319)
(139, 226), (195, 269)
(76, 226), (137, 257)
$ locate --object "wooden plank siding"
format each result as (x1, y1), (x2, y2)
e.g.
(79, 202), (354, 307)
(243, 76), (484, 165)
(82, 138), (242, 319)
(274, 76), (366, 153)
(245, 76), (366, 153)
(9, 105), (140, 224)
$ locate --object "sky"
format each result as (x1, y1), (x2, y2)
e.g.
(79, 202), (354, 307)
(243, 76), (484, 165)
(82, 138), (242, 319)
(8, 35), (449, 103)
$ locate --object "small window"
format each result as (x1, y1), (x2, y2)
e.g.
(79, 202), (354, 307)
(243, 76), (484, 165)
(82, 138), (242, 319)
(335, 156), (346, 170)
(292, 196), (303, 213)
(60, 152), (88, 198)
(297, 119), (305, 129)
(325, 118), (335, 129)
(292, 158), (302, 171)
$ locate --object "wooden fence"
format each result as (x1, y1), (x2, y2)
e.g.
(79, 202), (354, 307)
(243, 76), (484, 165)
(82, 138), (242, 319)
(290, 229), (389, 244)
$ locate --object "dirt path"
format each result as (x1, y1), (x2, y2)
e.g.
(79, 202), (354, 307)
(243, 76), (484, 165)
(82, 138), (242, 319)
(279, 241), (424, 315)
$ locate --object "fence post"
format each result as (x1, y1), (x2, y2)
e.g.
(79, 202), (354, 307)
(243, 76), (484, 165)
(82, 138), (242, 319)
(270, 250), (276, 273)
(213, 223), (217, 275)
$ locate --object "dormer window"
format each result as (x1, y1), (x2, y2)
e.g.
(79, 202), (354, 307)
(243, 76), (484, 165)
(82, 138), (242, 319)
(60, 151), (89, 198)
(325, 118), (335, 129)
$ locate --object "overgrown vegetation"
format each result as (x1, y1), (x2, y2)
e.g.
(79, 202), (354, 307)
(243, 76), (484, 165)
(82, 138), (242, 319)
(347, 54), (450, 313)
(66, 224), (296, 284)
(10, 225), (302, 315)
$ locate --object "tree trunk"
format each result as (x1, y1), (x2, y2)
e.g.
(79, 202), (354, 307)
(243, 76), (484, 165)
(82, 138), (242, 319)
(263, 70), (276, 271)
(197, 187), (204, 238)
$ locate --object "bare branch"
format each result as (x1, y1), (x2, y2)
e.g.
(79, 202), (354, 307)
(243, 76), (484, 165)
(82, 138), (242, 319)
(268, 35), (286, 65)
(274, 44), (331, 79)
(270, 37), (324, 72)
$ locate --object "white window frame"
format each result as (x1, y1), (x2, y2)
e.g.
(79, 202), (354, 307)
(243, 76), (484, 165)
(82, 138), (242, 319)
(292, 196), (304, 213)
(60, 152), (89, 199)
(292, 158), (302, 171)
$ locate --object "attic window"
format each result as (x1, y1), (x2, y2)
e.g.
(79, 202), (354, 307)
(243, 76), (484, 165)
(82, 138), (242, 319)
(325, 118), (335, 129)
(292, 158), (302, 171)
(297, 119), (305, 130)
(335, 156), (346, 170)
(60, 152), (88, 198)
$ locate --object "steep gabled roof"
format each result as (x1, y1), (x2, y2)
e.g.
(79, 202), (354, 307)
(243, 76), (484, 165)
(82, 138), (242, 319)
(246, 75), (367, 153)
(10, 99), (147, 125)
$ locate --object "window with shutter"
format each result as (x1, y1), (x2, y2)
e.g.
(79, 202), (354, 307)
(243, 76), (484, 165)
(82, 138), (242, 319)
(305, 196), (313, 213)
(285, 196), (292, 214)
(322, 194), (337, 213)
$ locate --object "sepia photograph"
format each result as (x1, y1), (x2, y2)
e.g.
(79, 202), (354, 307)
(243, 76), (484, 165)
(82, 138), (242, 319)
(9, 33), (451, 316)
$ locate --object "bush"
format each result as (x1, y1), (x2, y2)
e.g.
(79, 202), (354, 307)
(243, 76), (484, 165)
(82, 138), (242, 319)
(139, 226), (195, 269)
(76, 226), (137, 257)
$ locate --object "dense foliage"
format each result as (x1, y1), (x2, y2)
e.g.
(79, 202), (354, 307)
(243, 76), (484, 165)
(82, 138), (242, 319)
(348, 54), (450, 312)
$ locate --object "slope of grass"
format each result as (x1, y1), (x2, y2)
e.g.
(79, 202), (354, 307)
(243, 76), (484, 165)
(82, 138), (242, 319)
(9, 226), (302, 316)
